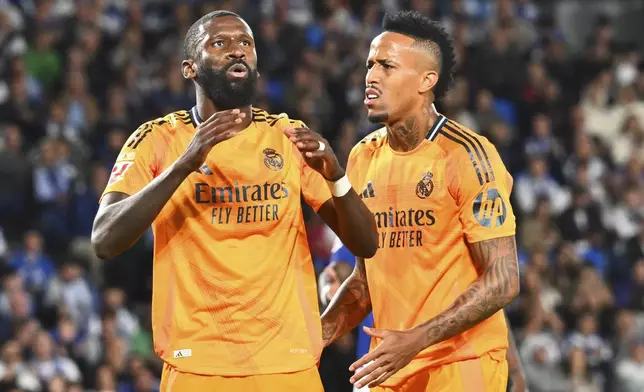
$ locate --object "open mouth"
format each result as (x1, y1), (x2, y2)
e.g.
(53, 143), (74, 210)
(226, 63), (249, 79)
(364, 87), (381, 106)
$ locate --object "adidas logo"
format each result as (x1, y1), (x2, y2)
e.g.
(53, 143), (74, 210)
(173, 349), (192, 359)
(361, 181), (375, 199)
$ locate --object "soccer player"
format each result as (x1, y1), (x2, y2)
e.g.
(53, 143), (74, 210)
(91, 10), (378, 391)
(321, 11), (525, 392)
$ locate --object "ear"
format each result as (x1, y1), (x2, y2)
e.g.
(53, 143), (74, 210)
(182, 59), (196, 80)
(418, 70), (439, 94)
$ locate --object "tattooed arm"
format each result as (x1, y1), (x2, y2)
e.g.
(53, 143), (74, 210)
(417, 235), (520, 348)
(321, 257), (372, 347)
(506, 315), (527, 392)
(347, 235), (520, 388)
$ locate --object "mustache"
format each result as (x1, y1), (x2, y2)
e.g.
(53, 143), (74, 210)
(223, 59), (252, 72)
(365, 84), (382, 94)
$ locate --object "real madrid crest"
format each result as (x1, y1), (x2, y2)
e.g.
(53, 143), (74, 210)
(415, 172), (434, 199)
(263, 148), (284, 171)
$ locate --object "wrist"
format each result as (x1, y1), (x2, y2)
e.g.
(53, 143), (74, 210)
(413, 324), (433, 350)
(324, 167), (345, 182)
(326, 173), (352, 198)
(170, 160), (196, 179)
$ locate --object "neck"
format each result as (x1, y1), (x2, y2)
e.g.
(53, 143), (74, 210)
(195, 89), (253, 129)
(386, 102), (439, 152)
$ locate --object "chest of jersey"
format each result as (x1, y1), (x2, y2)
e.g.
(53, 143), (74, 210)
(158, 123), (302, 238)
(355, 145), (459, 253)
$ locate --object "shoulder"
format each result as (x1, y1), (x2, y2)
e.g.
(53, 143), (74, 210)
(434, 118), (504, 185)
(251, 107), (305, 129)
(136, 110), (193, 132)
(124, 110), (192, 150)
(349, 127), (387, 162)
(433, 118), (496, 161)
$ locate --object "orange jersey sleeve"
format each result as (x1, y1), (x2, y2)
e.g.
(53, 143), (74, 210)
(300, 160), (332, 212)
(447, 135), (516, 243)
(345, 142), (363, 187)
(102, 121), (160, 199)
(286, 120), (332, 212)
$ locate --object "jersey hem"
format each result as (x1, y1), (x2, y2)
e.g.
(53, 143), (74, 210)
(161, 358), (319, 377)
(378, 347), (509, 388)
(465, 229), (516, 244)
(98, 189), (133, 204)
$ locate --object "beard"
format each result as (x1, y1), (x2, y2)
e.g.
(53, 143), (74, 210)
(367, 111), (389, 123)
(196, 58), (258, 110)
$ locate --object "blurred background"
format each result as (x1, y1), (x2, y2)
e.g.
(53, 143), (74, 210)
(1, 0), (644, 391)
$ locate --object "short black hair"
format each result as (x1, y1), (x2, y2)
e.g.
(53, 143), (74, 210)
(183, 10), (240, 60)
(382, 10), (456, 101)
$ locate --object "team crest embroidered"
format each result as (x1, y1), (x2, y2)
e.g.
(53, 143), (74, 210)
(263, 148), (284, 171)
(415, 172), (434, 199)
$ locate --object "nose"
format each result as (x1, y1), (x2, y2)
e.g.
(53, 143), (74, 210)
(227, 46), (245, 60)
(365, 67), (379, 87)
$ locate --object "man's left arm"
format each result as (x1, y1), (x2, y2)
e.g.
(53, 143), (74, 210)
(415, 138), (520, 348)
(418, 235), (520, 347)
(285, 126), (378, 258)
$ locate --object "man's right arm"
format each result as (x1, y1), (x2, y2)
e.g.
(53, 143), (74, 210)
(92, 109), (245, 259)
(91, 163), (193, 259)
(321, 257), (372, 346)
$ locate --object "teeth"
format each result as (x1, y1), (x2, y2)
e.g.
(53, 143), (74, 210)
(367, 94), (377, 99)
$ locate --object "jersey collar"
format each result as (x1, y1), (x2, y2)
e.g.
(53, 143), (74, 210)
(190, 106), (202, 126)
(426, 114), (448, 141)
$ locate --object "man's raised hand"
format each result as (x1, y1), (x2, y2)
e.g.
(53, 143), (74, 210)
(177, 109), (245, 173)
(284, 127), (344, 181)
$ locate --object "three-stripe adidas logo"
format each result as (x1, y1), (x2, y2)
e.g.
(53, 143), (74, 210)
(361, 181), (375, 199)
(428, 115), (496, 186)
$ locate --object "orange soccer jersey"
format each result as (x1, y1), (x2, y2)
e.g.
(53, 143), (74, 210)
(102, 107), (332, 376)
(347, 115), (515, 387)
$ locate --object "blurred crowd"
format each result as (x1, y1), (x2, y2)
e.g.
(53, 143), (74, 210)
(0, 0), (643, 391)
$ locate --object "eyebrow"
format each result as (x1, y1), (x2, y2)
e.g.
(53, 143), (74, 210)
(366, 58), (396, 67)
(209, 32), (254, 41)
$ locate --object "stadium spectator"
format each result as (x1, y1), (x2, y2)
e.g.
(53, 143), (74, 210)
(29, 330), (81, 385)
(615, 340), (644, 392)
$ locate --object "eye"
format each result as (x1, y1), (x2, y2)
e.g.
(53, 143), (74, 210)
(213, 40), (225, 47)
(382, 63), (393, 70)
(240, 40), (251, 46)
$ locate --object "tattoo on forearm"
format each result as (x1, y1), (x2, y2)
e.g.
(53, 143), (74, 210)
(420, 236), (519, 347)
(321, 259), (372, 344)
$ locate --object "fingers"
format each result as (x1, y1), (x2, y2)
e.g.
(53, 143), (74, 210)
(286, 128), (329, 158)
(352, 359), (395, 388)
(205, 130), (238, 146)
(295, 140), (323, 152)
(363, 327), (388, 338)
(201, 108), (242, 126)
(356, 366), (389, 388)
(350, 359), (381, 384)
(283, 127), (308, 138)
(367, 370), (395, 388)
(350, 351), (378, 372)
(285, 128), (323, 146)
(199, 111), (246, 138)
